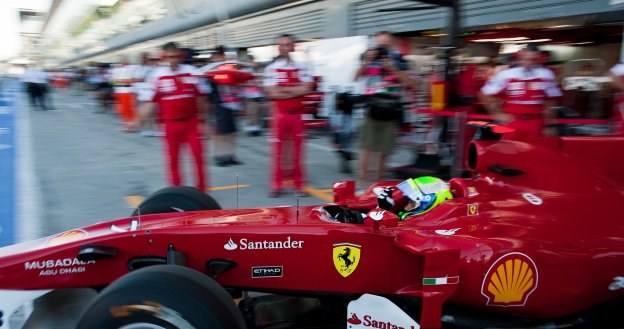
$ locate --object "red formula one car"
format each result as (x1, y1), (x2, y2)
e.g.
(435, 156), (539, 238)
(1, 123), (624, 329)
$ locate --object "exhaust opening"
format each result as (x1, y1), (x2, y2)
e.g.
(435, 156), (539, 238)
(467, 142), (478, 171)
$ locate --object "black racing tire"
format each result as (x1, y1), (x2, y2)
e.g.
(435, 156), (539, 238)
(76, 265), (246, 329)
(132, 186), (221, 216)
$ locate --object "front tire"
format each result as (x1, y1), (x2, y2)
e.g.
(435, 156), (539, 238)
(132, 186), (221, 216)
(77, 265), (246, 329)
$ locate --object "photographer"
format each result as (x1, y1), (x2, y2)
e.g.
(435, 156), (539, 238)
(354, 31), (413, 182)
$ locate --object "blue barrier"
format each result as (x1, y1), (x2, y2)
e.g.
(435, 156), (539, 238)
(0, 80), (17, 246)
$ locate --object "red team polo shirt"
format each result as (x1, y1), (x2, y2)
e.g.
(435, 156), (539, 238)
(144, 64), (209, 120)
(481, 66), (562, 115)
(264, 58), (313, 112)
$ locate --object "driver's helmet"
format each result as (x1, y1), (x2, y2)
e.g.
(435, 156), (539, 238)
(396, 176), (453, 220)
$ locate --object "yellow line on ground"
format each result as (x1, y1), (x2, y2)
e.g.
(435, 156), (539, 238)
(124, 195), (144, 208)
(207, 184), (250, 192)
(318, 188), (333, 193)
(303, 186), (334, 202)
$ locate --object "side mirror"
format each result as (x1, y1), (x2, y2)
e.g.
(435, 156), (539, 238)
(333, 180), (356, 205)
(365, 208), (399, 231)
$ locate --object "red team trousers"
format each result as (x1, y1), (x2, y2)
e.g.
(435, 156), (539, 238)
(270, 110), (305, 191)
(163, 117), (206, 192)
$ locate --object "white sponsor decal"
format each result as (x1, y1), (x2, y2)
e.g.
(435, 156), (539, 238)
(369, 210), (386, 221)
(609, 276), (624, 291)
(522, 193), (543, 205)
(224, 236), (304, 251)
(251, 266), (283, 278)
(347, 294), (420, 329)
(24, 258), (96, 277)
(435, 228), (460, 236)
(110, 219), (139, 232)
(224, 238), (238, 250)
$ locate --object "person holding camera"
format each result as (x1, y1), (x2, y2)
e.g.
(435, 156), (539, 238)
(611, 62), (624, 92)
(354, 31), (413, 182)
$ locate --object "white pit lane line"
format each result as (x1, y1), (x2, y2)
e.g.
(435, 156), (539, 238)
(15, 86), (43, 242)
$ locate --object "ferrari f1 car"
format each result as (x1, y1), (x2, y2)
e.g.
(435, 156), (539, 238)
(1, 122), (624, 329)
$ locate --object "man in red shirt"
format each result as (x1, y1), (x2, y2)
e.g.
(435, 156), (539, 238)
(264, 34), (313, 198)
(136, 42), (209, 191)
(480, 46), (562, 138)
(611, 62), (624, 92)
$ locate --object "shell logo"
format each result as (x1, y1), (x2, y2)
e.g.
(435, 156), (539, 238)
(481, 252), (538, 307)
(45, 229), (87, 247)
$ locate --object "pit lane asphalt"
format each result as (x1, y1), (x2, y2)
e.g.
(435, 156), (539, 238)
(17, 86), (412, 240)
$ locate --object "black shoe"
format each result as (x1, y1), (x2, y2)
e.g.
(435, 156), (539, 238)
(215, 156), (230, 167)
(228, 156), (243, 165)
(268, 190), (283, 198)
(340, 160), (352, 174)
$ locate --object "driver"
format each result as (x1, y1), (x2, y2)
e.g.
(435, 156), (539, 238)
(377, 176), (453, 220)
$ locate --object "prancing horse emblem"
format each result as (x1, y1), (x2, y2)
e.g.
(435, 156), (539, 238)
(333, 243), (361, 277)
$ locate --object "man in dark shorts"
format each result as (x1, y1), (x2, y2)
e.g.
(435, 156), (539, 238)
(354, 31), (413, 182)
(209, 47), (243, 166)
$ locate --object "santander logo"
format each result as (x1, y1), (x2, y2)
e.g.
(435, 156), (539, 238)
(347, 313), (362, 324)
(347, 313), (416, 329)
(224, 238), (238, 250)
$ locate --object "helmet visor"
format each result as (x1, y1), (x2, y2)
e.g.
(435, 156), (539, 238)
(396, 179), (423, 202)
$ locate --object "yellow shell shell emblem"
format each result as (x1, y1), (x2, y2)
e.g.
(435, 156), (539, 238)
(481, 252), (538, 306)
(333, 243), (361, 277)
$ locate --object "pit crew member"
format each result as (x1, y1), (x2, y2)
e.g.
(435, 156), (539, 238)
(377, 176), (453, 221)
(610, 62), (624, 92)
(264, 34), (314, 198)
(479, 45), (562, 138)
(135, 42), (210, 191)
(111, 56), (137, 130)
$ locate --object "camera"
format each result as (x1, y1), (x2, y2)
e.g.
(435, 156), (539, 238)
(374, 46), (389, 61)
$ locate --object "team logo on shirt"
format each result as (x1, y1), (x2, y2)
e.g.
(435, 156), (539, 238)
(527, 82), (544, 90)
(158, 79), (175, 87)
(181, 77), (198, 84)
(158, 79), (176, 92)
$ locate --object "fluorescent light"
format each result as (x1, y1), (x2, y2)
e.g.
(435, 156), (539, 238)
(500, 38), (552, 43)
(526, 39), (552, 43)
(472, 37), (529, 42)
(548, 24), (576, 29)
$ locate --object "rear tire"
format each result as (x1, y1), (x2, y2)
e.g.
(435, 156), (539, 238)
(76, 265), (246, 329)
(132, 186), (221, 216)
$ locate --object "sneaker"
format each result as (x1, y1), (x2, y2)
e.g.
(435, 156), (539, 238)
(228, 156), (244, 165)
(268, 189), (283, 198)
(140, 130), (153, 137)
(153, 131), (165, 137)
(215, 156), (230, 167)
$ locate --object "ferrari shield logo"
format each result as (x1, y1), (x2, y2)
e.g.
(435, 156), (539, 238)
(468, 203), (478, 216)
(333, 243), (361, 277)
